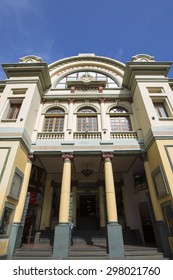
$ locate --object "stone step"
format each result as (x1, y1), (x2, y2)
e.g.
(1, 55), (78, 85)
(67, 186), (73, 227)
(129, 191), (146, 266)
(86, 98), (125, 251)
(69, 236), (108, 259)
(69, 256), (109, 260)
(11, 239), (166, 260)
(12, 256), (53, 260)
(69, 249), (108, 260)
(11, 245), (53, 260)
(73, 236), (107, 245)
(124, 246), (166, 260)
(125, 247), (160, 256)
(125, 254), (167, 260)
(39, 238), (50, 243)
(13, 249), (52, 256)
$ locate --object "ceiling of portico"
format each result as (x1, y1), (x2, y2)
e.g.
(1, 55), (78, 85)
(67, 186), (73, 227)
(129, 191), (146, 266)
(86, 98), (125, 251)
(34, 153), (144, 184)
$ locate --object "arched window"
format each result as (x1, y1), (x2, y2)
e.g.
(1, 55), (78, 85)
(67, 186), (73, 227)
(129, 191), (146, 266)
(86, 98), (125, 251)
(43, 108), (65, 132)
(77, 107), (98, 131)
(109, 107), (131, 132)
(56, 71), (118, 89)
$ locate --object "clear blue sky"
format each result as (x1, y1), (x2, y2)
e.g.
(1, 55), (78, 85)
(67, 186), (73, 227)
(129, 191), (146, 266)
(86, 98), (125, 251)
(0, 0), (173, 79)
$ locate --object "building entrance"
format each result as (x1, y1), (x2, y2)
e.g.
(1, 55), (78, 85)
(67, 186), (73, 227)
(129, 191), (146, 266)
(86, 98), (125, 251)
(77, 195), (99, 230)
(79, 195), (96, 217)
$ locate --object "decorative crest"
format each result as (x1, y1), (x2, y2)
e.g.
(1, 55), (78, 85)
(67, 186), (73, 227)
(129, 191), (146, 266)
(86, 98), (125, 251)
(78, 73), (94, 83)
(131, 54), (155, 62)
(19, 55), (43, 63)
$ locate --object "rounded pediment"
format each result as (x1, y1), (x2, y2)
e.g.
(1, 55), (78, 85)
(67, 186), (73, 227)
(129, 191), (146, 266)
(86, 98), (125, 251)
(19, 55), (43, 63)
(49, 54), (125, 88)
(131, 54), (155, 62)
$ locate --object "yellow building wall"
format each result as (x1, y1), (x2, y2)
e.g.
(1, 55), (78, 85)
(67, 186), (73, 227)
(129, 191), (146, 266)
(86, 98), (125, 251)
(13, 143), (28, 174)
(0, 142), (28, 255)
(0, 142), (19, 217)
(147, 140), (173, 251)
(147, 140), (173, 204)
(0, 239), (8, 255)
(156, 140), (173, 197)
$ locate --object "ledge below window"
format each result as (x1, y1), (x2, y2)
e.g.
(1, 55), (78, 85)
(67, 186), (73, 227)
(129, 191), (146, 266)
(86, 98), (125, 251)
(1, 119), (17, 122)
(158, 117), (173, 121)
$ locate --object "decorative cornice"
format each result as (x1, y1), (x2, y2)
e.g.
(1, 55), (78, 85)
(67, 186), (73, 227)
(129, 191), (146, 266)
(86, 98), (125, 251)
(0, 81), (6, 91)
(143, 126), (173, 151)
(2, 63), (51, 93)
(0, 127), (31, 152)
(123, 61), (172, 91)
(42, 92), (131, 101)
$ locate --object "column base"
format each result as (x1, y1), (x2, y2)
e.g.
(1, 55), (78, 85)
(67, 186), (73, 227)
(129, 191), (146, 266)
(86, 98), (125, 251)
(155, 221), (171, 258)
(53, 223), (70, 259)
(107, 222), (125, 259)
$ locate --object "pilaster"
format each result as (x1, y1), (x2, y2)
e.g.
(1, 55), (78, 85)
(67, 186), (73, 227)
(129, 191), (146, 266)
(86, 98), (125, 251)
(99, 98), (108, 140)
(65, 99), (75, 140)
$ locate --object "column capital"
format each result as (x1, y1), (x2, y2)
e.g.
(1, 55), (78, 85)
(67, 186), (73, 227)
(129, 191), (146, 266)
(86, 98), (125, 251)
(28, 153), (35, 162)
(62, 153), (73, 161)
(99, 98), (106, 104)
(41, 98), (46, 105)
(102, 153), (113, 161)
(140, 152), (148, 162)
(68, 98), (75, 104)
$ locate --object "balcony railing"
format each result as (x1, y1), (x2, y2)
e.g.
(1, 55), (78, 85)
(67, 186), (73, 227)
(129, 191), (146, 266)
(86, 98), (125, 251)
(37, 131), (138, 141)
(74, 132), (101, 140)
(37, 132), (64, 140)
(110, 131), (138, 139)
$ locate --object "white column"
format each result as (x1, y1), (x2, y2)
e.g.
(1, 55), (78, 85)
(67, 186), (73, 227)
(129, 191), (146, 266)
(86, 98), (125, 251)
(32, 101), (44, 142)
(131, 102), (144, 140)
(99, 98), (107, 130)
(67, 99), (75, 131)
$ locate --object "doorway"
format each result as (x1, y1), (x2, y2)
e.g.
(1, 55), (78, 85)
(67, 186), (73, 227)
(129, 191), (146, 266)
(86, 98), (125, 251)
(77, 195), (99, 230)
(139, 202), (156, 245)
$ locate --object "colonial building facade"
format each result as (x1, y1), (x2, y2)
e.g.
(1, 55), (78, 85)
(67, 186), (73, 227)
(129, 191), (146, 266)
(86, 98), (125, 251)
(0, 53), (173, 259)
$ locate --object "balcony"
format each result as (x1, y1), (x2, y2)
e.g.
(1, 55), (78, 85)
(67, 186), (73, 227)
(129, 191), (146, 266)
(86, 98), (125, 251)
(37, 132), (64, 140)
(37, 131), (138, 141)
(110, 131), (138, 139)
(74, 132), (101, 139)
